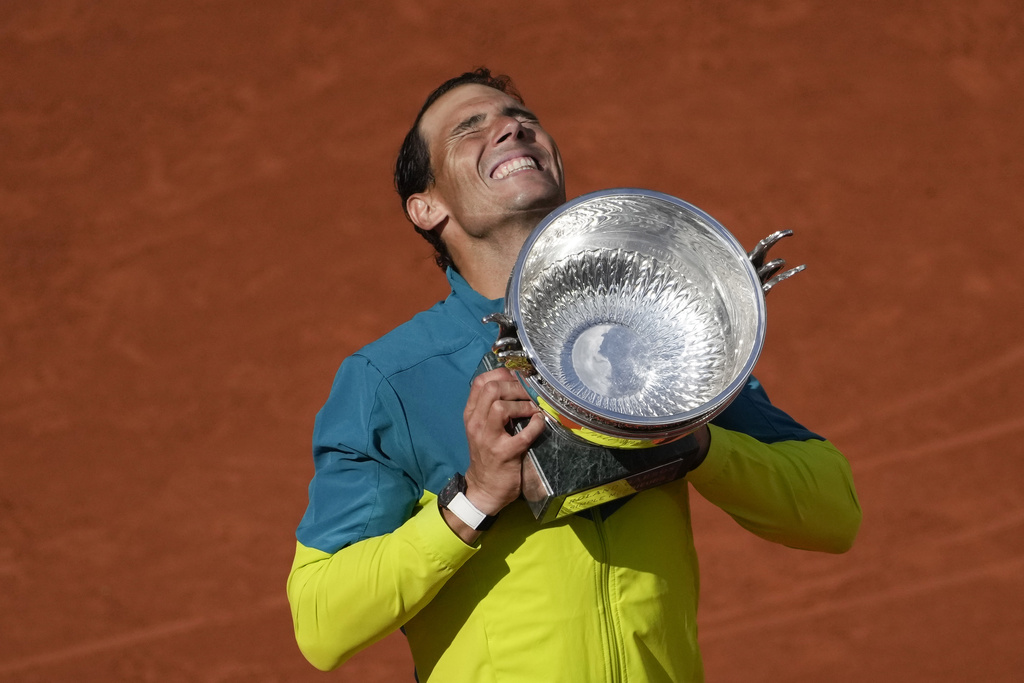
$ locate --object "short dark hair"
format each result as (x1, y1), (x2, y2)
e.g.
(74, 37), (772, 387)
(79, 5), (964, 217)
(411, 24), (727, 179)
(394, 68), (524, 271)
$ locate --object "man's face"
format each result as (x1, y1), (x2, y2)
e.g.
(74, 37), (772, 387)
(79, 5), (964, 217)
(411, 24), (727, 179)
(416, 83), (565, 236)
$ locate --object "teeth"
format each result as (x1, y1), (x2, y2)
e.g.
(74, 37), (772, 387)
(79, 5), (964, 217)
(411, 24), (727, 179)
(493, 157), (537, 179)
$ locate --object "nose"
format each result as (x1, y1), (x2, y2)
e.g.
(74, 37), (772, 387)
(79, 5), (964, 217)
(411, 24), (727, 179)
(494, 116), (528, 145)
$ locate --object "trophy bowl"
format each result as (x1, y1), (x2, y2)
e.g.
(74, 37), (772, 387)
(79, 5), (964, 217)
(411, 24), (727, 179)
(500, 188), (768, 445)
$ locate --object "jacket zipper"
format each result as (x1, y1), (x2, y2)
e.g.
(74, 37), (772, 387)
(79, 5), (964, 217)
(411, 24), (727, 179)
(594, 507), (623, 682)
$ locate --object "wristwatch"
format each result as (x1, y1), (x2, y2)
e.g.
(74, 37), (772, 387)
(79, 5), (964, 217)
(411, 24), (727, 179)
(438, 472), (498, 531)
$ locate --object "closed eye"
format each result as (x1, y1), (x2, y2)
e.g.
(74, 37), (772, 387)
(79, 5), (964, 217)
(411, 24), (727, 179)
(450, 106), (540, 140)
(451, 113), (486, 138)
(503, 105), (539, 124)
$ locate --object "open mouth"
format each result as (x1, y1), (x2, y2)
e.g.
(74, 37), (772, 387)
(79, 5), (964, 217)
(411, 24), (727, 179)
(491, 156), (540, 180)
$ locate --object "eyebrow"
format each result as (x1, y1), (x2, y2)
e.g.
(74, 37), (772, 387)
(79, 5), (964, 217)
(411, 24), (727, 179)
(503, 105), (538, 121)
(449, 105), (539, 137)
(451, 113), (486, 137)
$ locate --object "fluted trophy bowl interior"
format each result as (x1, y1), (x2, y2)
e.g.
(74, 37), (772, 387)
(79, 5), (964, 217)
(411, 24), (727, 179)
(507, 188), (766, 441)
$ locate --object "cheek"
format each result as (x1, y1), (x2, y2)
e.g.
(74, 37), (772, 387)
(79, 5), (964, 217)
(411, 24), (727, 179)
(445, 154), (481, 184)
(435, 161), (479, 196)
(548, 143), (564, 175)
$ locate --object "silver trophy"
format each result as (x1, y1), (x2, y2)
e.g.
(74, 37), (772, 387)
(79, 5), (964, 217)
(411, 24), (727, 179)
(481, 188), (805, 522)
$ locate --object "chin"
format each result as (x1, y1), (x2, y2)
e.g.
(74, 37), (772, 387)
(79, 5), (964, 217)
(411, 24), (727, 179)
(510, 185), (565, 213)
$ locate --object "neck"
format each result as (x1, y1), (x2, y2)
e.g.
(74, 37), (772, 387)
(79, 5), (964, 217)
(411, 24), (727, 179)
(444, 206), (554, 298)
(452, 227), (530, 299)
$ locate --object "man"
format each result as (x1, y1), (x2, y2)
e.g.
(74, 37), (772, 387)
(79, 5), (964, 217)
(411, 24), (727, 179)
(287, 68), (861, 682)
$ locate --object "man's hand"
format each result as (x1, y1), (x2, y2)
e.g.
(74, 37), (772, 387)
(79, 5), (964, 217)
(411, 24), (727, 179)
(442, 368), (544, 541)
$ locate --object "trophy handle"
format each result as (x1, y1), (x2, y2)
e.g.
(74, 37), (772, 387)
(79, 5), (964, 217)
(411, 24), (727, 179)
(747, 229), (807, 295)
(482, 313), (536, 375)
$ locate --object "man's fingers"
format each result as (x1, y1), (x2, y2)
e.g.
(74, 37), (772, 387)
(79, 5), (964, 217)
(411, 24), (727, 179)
(463, 368), (546, 464)
(465, 370), (533, 420)
(470, 369), (533, 397)
(495, 399), (541, 421)
(510, 411), (547, 444)
(466, 398), (539, 441)
(479, 380), (532, 403)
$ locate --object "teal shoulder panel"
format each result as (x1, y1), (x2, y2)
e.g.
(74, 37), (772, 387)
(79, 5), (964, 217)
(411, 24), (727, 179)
(711, 376), (823, 443)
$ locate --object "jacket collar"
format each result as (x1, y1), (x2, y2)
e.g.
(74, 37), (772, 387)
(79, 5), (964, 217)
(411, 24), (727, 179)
(445, 267), (505, 341)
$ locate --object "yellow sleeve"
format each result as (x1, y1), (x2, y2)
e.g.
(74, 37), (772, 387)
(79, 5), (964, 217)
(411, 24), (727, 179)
(286, 492), (478, 671)
(686, 425), (862, 553)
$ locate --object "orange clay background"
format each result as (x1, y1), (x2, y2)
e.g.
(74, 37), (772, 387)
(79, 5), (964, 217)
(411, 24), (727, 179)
(2, 2), (1022, 681)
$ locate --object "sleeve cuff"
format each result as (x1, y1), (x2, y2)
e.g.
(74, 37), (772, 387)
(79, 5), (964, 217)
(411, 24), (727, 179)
(402, 491), (480, 570)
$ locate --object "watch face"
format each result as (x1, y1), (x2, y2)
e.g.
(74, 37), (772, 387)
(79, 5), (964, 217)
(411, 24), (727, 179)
(438, 473), (465, 508)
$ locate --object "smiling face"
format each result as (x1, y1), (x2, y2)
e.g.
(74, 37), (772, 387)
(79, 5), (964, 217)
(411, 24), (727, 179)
(410, 84), (565, 243)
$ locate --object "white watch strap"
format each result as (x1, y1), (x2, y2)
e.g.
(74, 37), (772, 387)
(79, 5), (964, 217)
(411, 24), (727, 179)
(446, 491), (488, 530)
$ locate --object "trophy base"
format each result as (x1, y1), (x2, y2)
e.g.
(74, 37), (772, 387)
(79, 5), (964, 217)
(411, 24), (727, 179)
(520, 420), (701, 523)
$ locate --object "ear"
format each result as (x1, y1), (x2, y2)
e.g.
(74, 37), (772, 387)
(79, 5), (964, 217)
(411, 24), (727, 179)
(406, 191), (448, 232)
